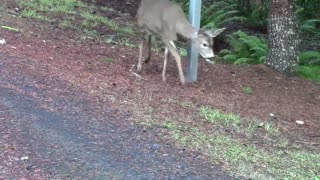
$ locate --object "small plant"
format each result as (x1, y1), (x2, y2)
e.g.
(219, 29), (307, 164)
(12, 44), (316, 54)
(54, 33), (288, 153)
(60, 19), (73, 28)
(83, 29), (100, 39)
(164, 121), (176, 129)
(263, 122), (279, 134)
(241, 86), (253, 94)
(178, 47), (188, 57)
(246, 120), (260, 133)
(102, 58), (113, 63)
(220, 30), (267, 65)
(118, 38), (136, 48)
(104, 35), (116, 44)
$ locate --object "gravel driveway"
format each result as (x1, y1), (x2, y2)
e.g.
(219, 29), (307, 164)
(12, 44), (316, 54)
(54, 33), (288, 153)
(0, 51), (235, 179)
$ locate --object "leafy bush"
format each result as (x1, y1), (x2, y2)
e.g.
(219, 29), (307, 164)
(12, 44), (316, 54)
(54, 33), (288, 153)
(219, 31), (267, 65)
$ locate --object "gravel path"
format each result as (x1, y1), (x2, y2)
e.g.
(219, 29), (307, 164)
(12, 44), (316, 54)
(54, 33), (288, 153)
(0, 51), (235, 179)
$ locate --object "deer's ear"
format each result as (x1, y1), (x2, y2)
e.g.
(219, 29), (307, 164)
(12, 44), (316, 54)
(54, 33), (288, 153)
(207, 28), (226, 37)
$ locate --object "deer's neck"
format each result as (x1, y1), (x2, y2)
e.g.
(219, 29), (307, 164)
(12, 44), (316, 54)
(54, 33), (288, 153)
(176, 19), (198, 40)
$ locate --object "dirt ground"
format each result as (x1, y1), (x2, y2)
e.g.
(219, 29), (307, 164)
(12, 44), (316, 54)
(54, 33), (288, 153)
(2, 0), (320, 145)
(85, 0), (320, 143)
(0, 0), (319, 177)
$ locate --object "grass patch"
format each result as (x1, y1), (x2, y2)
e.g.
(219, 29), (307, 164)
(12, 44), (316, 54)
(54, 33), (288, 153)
(200, 106), (241, 126)
(80, 12), (119, 30)
(166, 121), (320, 179)
(200, 106), (279, 136)
(21, 9), (52, 21)
(154, 106), (319, 179)
(17, 0), (136, 48)
(20, 0), (83, 13)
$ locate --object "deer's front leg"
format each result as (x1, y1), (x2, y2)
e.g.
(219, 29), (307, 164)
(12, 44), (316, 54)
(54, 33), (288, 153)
(164, 40), (185, 85)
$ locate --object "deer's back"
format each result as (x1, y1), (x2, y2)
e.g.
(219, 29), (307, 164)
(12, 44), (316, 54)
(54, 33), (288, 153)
(137, 0), (189, 40)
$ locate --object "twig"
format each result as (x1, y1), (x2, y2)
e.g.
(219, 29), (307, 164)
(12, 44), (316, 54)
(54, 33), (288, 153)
(295, 140), (320, 146)
(0, 25), (19, 32)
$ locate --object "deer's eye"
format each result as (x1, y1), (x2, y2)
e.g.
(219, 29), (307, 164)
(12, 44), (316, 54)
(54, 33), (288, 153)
(203, 43), (208, 47)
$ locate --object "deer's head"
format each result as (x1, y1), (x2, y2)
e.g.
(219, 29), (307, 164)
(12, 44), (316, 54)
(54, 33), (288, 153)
(193, 28), (226, 63)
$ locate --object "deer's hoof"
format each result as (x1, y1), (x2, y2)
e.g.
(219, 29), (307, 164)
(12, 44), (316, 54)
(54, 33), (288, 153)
(162, 77), (166, 82)
(180, 78), (186, 85)
(144, 58), (150, 64)
(162, 74), (167, 82)
(137, 66), (142, 73)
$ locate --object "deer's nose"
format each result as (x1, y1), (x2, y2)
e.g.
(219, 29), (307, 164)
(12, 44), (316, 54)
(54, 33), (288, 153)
(200, 50), (214, 59)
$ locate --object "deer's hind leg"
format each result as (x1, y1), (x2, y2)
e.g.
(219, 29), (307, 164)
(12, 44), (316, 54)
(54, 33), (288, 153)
(137, 35), (146, 73)
(162, 47), (170, 82)
(144, 35), (152, 63)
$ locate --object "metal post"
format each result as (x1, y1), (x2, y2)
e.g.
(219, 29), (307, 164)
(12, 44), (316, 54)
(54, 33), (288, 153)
(186, 0), (202, 82)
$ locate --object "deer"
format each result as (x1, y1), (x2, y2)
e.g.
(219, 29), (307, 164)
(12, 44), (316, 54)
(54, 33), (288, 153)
(136, 0), (226, 85)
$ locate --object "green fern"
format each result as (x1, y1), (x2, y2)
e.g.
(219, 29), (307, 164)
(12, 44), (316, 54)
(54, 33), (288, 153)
(299, 51), (320, 65)
(200, 0), (246, 28)
(297, 65), (320, 81)
(245, 8), (268, 27)
(220, 31), (268, 65)
(299, 19), (320, 36)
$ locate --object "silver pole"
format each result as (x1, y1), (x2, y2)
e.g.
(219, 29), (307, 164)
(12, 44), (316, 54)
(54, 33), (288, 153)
(186, 0), (202, 82)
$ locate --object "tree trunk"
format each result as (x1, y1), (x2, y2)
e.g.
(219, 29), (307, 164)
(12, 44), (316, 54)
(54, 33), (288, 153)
(266, 0), (299, 75)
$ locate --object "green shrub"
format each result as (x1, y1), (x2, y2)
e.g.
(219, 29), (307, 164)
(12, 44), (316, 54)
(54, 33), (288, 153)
(219, 31), (267, 65)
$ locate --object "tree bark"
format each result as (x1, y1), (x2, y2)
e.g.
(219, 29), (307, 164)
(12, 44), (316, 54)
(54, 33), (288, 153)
(266, 0), (299, 75)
